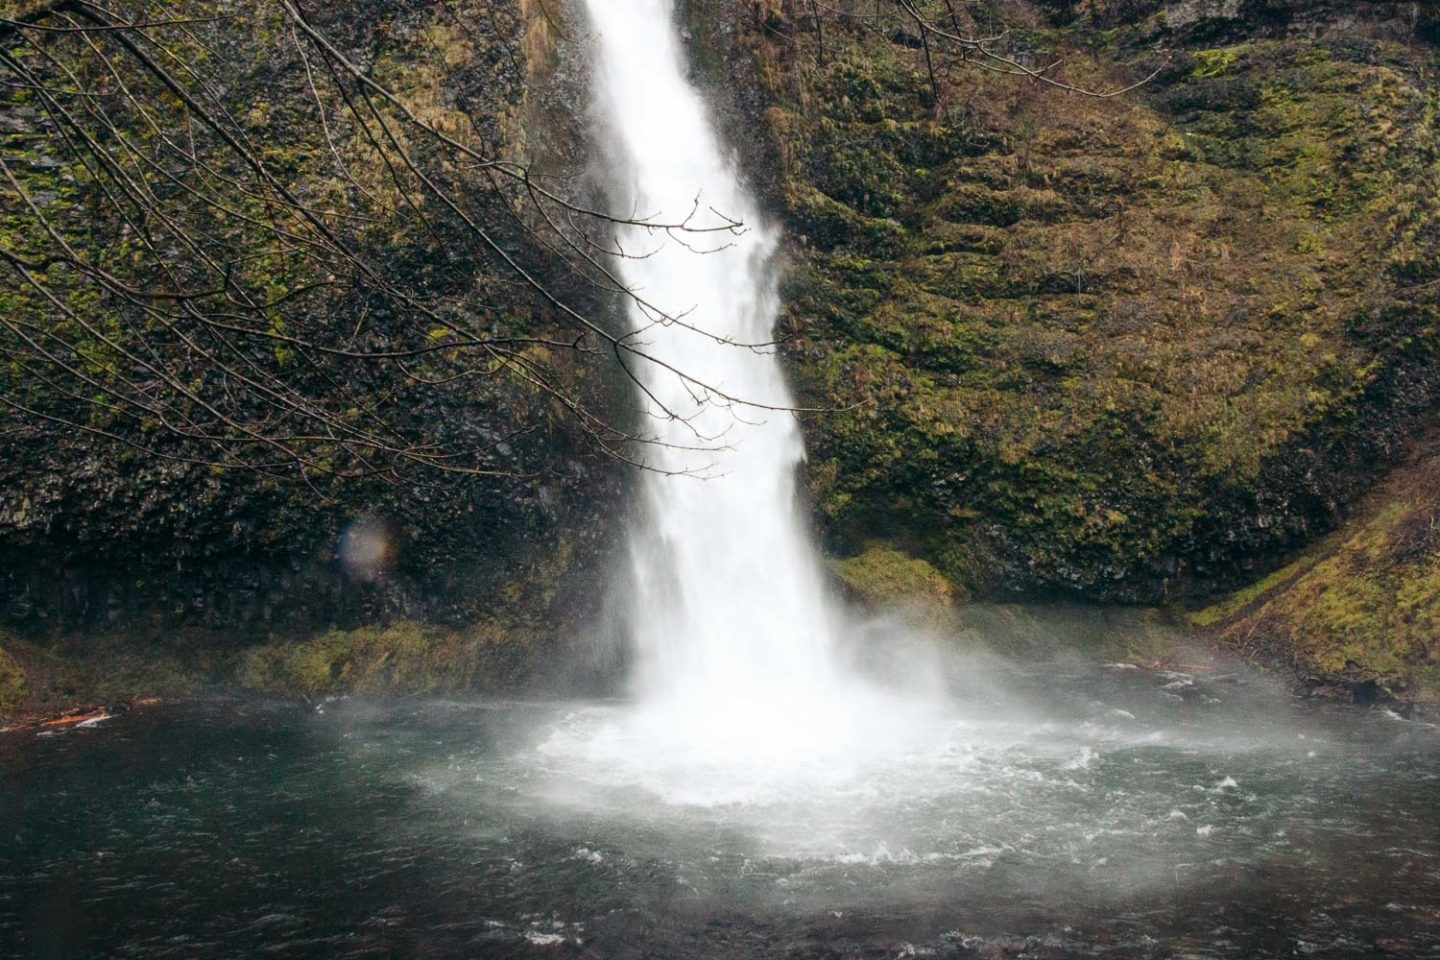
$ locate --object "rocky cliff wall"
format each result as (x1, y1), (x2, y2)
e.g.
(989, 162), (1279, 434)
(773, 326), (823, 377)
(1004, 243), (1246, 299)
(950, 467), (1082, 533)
(0, 0), (625, 667)
(679, 0), (1440, 608)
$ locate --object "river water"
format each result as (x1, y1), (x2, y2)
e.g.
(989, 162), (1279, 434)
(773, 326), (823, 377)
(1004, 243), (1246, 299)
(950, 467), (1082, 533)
(3, 659), (1437, 959)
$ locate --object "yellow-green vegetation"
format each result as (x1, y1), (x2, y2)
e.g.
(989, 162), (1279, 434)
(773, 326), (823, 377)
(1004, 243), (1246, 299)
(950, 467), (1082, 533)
(953, 603), (1180, 663)
(0, 643), (29, 721)
(0, 632), (214, 714)
(0, 620), (539, 710)
(1190, 47), (1242, 78)
(1200, 437), (1440, 698)
(235, 621), (533, 696)
(68, 637), (214, 703)
(716, 5), (1440, 601)
(1187, 552), (1321, 628)
(832, 542), (959, 625)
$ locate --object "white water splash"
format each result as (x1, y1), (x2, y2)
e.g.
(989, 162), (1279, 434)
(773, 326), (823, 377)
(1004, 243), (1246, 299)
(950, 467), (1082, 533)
(565, 0), (925, 800)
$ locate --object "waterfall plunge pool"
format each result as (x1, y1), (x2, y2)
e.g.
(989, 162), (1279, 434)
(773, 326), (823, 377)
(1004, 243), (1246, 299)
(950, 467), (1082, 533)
(3, 657), (1437, 959)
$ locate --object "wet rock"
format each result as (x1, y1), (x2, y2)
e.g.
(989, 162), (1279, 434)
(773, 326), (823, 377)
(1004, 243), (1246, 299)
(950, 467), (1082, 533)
(0, 644), (29, 721)
(1295, 672), (1396, 706)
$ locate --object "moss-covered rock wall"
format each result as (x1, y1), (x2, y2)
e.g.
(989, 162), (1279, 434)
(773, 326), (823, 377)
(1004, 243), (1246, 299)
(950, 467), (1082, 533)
(0, 0), (623, 666)
(1194, 423), (1440, 699)
(682, 0), (1440, 606)
(0, 642), (28, 722)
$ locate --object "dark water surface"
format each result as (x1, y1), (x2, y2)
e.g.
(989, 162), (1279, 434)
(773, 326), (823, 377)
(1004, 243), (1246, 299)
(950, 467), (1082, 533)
(2, 664), (1438, 959)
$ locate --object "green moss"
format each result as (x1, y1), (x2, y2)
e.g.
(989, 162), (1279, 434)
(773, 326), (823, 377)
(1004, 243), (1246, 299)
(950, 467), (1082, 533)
(1188, 551), (1321, 627)
(234, 620), (530, 696)
(832, 542), (960, 625)
(759, 15), (1440, 601)
(1207, 466), (1440, 698)
(1190, 47), (1242, 79)
(84, 645), (211, 703)
(952, 603), (1181, 662)
(0, 644), (28, 721)
(0, 633), (214, 712)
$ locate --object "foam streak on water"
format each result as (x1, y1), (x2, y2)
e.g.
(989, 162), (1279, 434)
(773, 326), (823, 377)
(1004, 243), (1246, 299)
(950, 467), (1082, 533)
(575, 0), (911, 795)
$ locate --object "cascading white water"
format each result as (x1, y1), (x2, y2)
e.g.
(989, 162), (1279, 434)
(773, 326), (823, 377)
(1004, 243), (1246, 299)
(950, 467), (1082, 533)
(556, 0), (929, 801)
(588, 0), (838, 727)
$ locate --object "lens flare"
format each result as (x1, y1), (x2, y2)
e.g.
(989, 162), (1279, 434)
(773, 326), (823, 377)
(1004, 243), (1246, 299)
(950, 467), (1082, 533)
(338, 515), (397, 583)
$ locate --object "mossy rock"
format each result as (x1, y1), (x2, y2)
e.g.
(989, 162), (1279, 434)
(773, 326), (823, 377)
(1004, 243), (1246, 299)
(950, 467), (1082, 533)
(1198, 434), (1440, 700)
(754, 14), (1440, 603)
(832, 543), (960, 627)
(0, 631), (214, 714)
(0, 644), (28, 721)
(234, 620), (533, 696)
(0, 0), (614, 648)
(953, 603), (1181, 662)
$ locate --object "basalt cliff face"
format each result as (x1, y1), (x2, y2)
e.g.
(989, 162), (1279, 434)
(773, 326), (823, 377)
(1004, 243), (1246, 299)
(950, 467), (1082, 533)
(684, 0), (1440, 694)
(2, 0), (1439, 711)
(0, 0), (625, 710)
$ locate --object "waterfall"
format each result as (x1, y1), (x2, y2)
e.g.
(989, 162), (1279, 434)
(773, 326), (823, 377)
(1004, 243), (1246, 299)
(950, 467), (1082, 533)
(556, 0), (922, 802)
